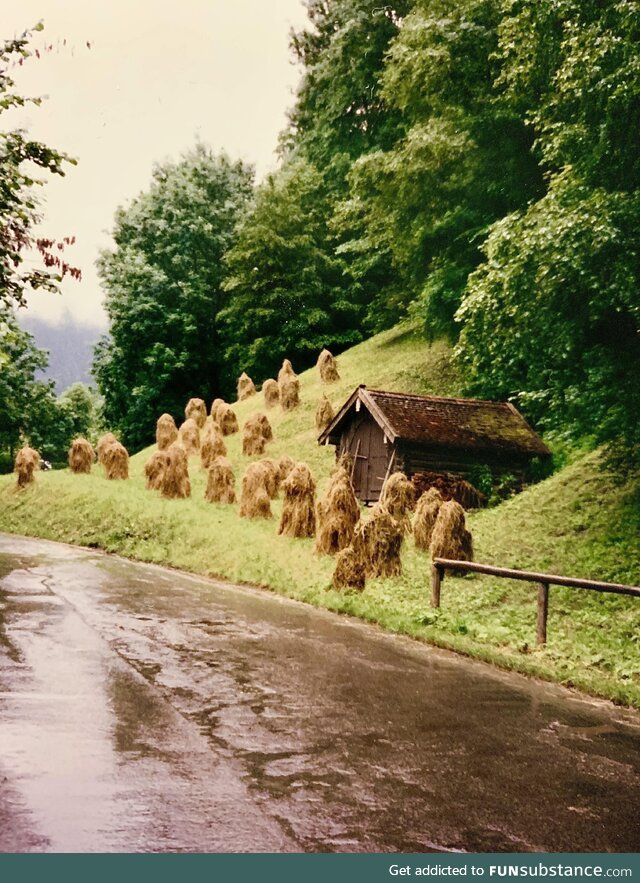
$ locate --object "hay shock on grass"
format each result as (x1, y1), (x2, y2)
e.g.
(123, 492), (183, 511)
(97, 432), (118, 465)
(315, 395), (334, 432)
(315, 467), (360, 555)
(381, 472), (416, 531)
(413, 487), (444, 551)
(279, 375), (300, 411)
(200, 422), (227, 469)
(15, 447), (40, 488)
(145, 450), (169, 490)
(277, 358), (296, 384)
(278, 462), (316, 539)
(217, 403), (239, 436)
(239, 462), (273, 519)
(237, 372), (257, 401)
(102, 440), (129, 480)
(332, 546), (366, 591)
(430, 500), (473, 567)
(242, 418), (267, 457)
(68, 438), (94, 474)
(156, 413), (178, 451)
(178, 418), (200, 455)
(205, 456), (236, 504)
(317, 348), (340, 383)
(278, 455), (295, 483)
(185, 398), (207, 429)
(160, 443), (191, 499)
(211, 398), (225, 423)
(262, 379), (279, 409)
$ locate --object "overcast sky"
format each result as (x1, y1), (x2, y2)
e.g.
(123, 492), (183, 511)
(5, 0), (309, 327)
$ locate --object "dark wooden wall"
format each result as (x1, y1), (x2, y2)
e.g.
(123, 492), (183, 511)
(338, 412), (394, 503)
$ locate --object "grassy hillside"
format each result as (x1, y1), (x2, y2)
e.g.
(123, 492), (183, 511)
(1, 323), (639, 706)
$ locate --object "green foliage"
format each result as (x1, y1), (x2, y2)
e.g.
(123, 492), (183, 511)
(220, 158), (363, 382)
(93, 144), (253, 450)
(0, 24), (78, 309)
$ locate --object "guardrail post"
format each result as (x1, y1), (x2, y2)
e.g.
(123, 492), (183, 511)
(431, 564), (443, 609)
(536, 582), (549, 645)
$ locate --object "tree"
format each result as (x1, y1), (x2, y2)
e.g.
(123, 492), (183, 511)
(93, 144), (253, 450)
(220, 158), (362, 382)
(0, 24), (79, 309)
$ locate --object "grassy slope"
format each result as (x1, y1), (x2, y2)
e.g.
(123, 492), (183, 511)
(1, 323), (639, 705)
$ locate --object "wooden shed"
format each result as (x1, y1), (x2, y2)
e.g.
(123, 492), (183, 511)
(318, 385), (551, 503)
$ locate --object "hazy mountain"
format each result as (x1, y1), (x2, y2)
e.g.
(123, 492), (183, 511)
(18, 313), (106, 394)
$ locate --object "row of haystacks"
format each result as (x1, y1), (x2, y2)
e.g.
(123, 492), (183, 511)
(234, 348), (340, 415)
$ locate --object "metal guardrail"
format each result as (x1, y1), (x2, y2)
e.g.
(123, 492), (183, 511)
(431, 558), (640, 645)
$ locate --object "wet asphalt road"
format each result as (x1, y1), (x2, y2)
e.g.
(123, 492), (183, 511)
(0, 533), (639, 853)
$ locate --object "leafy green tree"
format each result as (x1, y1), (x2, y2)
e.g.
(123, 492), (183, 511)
(94, 145), (253, 450)
(456, 0), (640, 452)
(0, 24), (79, 309)
(220, 158), (362, 382)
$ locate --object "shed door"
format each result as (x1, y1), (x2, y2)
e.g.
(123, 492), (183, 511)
(346, 415), (393, 503)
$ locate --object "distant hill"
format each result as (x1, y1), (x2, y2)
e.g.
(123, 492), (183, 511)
(19, 313), (105, 394)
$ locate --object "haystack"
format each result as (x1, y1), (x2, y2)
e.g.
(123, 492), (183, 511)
(242, 418), (267, 457)
(279, 374), (300, 411)
(178, 417), (200, 455)
(217, 403), (239, 436)
(204, 456), (236, 504)
(68, 437), (94, 474)
(211, 398), (225, 423)
(315, 394), (334, 432)
(239, 462), (273, 519)
(315, 467), (360, 555)
(102, 440), (129, 480)
(430, 500), (473, 565)
(145, 449), (169, 490)
(185, 397), (207, 429)
(278, 454), (295, 483)
(160, 443), (191, 499)
(413, 487), (444, 552)
(97, 432), (118, 465)
(255, 458), (280, 499)
(277, 358), (296, 384)
(278, 462), (316, 539)
(15, 447), (40, 488)
(317, 348), (340, 384)
(381, 472), (416, 531)
(358, 503), (404, 579)
(262, 378), (279, 409)
(200, 422), (227, 469)
(332, 545), (366, 591)
(237, 372), (256, 402)
(156, 413), (178, 451)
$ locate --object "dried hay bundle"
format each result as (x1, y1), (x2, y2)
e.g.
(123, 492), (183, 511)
(97, 432), (118, 465)
(217, 403), (239, 436)
(412, 471), (486, 510)
(15, 446), (40, 488)
(239, 462), (273, 519)
(242, 418), (267, 457)
(210, 398), (225, 423)
(317, 348), (340, 383)
(160, 443), (191, 499)
(315, 394), (334, 432)
(332, 545), (366, 591)
(68, 437), (94, 474)
(315, 467), (360, 556)
(244, 411), (272, 442)
(277, 358), (296, 384)
(279, 374), (300, 411)
(205, 456), (236, 504)
(278, 454), (295, 483)
(185, 398), (207, 429)
(358, 503), (404, 579)
(380, 471), (416, 530)
(278, 462), (316, 539)
(237, 372), (257, 401)
(178, 417), (200, 455)
(103, 440), (129, 480)
(156, 413), (178, 451)
(256, 458), (281, 499)
(200, 422), (227, 469)
(262, 378), (279, 409)
(145, 450), (169, 490)
(413, 487), (444, 552)
(430, 500), (473, 566)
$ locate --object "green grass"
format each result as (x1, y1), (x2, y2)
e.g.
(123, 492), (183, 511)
(1, 322), (639, 706)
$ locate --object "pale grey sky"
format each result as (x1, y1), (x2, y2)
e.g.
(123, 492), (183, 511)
(5, 0), (308, 327)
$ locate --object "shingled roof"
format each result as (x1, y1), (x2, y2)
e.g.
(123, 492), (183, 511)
(318, 386), (550, 459)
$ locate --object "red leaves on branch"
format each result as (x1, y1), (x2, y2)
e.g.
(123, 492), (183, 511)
(36, 236), (82, 281)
